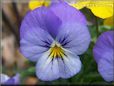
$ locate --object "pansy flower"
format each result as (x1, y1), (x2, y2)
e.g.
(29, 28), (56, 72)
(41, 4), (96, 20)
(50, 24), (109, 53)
(20, 2), (91, 81)
(93, 31), (114, 82)
(0, 73), (20, 85)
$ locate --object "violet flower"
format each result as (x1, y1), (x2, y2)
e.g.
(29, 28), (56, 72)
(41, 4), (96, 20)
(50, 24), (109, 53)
(20, 2), (91, 81)
(93, 31), (114, 82)
(0, 73), (20, 85)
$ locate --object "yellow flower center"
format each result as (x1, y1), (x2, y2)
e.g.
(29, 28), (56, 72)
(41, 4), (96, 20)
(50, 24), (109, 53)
(49, 44), (65, 58)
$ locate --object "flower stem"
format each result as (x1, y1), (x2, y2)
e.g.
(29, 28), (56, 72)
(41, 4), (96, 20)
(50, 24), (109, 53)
(95, 16), (99, 37)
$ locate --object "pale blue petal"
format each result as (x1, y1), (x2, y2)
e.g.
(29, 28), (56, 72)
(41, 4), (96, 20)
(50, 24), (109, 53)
(36, 51), (59, 81)
(58, 50), (82, 78)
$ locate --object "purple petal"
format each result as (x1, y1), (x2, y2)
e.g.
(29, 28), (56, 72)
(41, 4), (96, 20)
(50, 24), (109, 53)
(20, 7), (61, 39)
(56, 22), (91, 55)
(98, 51), (114, 82)
(49, 2), (87, 25)
(93, 31), (114, 63)
(93, 31), (114, 82)
(20, 27), (54, 62)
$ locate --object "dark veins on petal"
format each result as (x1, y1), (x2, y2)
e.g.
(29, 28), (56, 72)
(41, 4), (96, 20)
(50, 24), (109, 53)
(39, 39), (52, 48)
(58, 34), (72, 47)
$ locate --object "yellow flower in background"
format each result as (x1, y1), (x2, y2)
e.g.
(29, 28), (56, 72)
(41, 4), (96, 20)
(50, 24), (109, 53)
(29, 0), (113, 18)
(70, 0), (90, 9)
(104, 16), (113, 26)
(69, 0), (113, 19)
(29, 0), (50, 10)
(87, 1), (113, 19)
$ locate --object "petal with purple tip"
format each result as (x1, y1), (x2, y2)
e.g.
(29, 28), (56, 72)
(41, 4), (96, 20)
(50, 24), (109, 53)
(5, 74), (20, 84)
(0, 74), (9, 84)
(36, 51), (60, 81)
(36, 49), (81, 81)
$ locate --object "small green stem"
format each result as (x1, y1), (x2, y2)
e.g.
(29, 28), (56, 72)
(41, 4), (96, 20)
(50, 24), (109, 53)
(95, 16), (99, 37)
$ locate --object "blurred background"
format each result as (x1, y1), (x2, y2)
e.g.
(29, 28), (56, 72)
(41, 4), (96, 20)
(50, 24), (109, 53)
(1, 0), (114, 85)
(1, 0), (38, 85)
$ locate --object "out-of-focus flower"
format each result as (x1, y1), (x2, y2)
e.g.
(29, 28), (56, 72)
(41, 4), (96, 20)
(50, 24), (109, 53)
(29, 0), (50, 10)
(93, 31), (114, 82)
(0, 73), (20, 85)
(66, 0), (90, 9)
(67, 0), (113, 19)
(20, 2), (91, 81)
(0, 74), (9, 84)
(104, 16), (114, 27)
